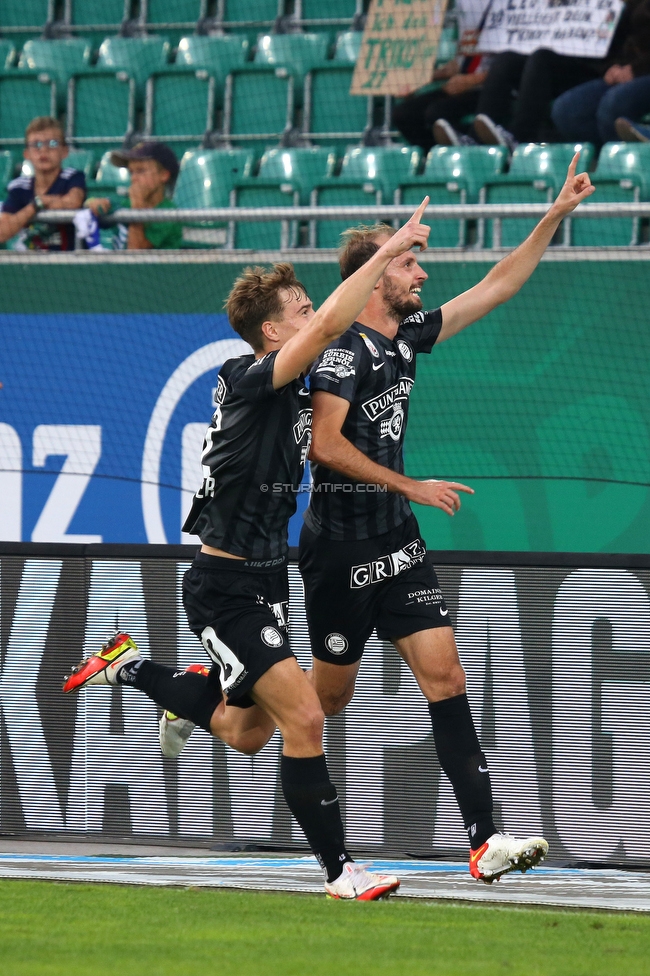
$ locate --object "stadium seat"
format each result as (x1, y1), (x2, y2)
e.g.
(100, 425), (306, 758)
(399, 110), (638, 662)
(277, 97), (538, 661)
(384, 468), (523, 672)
(333, 31), (363, 62)
(231, 182), (299, 249)
(0, 149), (15, 195)
(423, 145), (508, 203)
(19, 39), (92, 110)
(0, 40), (15, 69)
(0, 73), (56, 147)
(569, 177), (641, 247)
(175, 34), (249, 100)
(97, 36), (171, 107)
(482, 180), (553, 248)
(66, 70), (135, 149)
(68, 0), (127, 28)
(594, 141), (650, 196)
(144, 0), (204, 44)
(173, 148), (254, 247)
(256, 146), (336, 203)
(0, 0), (53, 47)
(310, 176), (380, 248)
(221, 0), (281, 26)
(399, 179), (467, 247)
(436, 25), (458, 66)
(254, 33), (330, 104)
(303, 64), (371, 146)
(146, 67), (217, 158)
(508, 142), (595, 188)
(86, 149), (131, 193)
(340, 145), (422, 199)
(299, 0), (359, 26)
(223, 65), (294, 147)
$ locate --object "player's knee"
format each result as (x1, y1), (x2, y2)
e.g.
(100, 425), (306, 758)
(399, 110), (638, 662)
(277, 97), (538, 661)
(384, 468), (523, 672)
(290, 701), (325, 746)
(319, 684), (354, 716)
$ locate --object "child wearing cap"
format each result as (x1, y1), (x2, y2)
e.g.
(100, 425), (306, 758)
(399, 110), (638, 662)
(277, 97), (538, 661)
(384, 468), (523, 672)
(87, 141), (182, 250)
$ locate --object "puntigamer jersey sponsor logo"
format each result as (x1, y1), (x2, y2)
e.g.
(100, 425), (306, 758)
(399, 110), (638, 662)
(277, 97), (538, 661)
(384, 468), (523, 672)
(350, 538), (426, 588)
(293, 408), (312, 444)
(361, 376), (414, 422)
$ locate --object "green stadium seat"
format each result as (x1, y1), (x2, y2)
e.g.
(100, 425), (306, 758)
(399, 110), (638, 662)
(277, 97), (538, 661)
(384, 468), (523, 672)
(175, 34), (249, 102)
(144, 0), (203, 43)
(97, 36), (171, 107)
(482, 180), (553, 248)
(0, 40), (15, 69)
(173, 147), (254, 247)
(299, 0), (358, 25)
(339, 145), (421, 199)
(399, 180), (467, 247)
(310, 180), (380, 248)
(68, 0), (127, 27)
(0, 72), (56, 146)
(221, 0), (281, 27)
(436, 25), (458, 66)
(333, 31), (362, 62)
(257, 145), (336, 203)
(424, 145), (508, 203)
(231, 181), (299, 249)
(223, 65), (294, 148)
(66, 70), (135, 148)
(570, 179), (641, 246)
(0, 0), (53, 46)
(19, 39), (91, 109)
(303, 64), (370, 146)
(254, 33), (330, 104)
(594, 141), (650, 196)
(508, 142), (595, 188)
(145, 67), (217, 158)
(86, 149), (131, 193)
(0, 149), (15, 194)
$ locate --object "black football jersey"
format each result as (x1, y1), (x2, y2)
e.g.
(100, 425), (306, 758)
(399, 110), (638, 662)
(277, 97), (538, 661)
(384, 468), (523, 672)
(183, 351), (311, 563)
(304, 309), (442, 541)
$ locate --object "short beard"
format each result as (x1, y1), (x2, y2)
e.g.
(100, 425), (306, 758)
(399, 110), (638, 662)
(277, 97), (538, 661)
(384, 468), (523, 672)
(382, 275), (423, 322)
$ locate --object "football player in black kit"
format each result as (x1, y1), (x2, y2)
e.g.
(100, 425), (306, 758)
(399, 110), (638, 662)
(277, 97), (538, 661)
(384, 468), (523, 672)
(63, 201), (431, 900)
(302, 153), (594, 883)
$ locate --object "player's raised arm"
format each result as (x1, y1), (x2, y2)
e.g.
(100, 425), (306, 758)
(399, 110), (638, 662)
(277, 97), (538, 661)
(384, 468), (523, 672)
(438, 153), (594, 342)
(271, 198), (430, 389)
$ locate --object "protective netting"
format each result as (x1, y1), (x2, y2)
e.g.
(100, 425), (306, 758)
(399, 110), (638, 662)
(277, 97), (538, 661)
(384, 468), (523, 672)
(1, 250), (648, 554)
(0, 1), (649, 554)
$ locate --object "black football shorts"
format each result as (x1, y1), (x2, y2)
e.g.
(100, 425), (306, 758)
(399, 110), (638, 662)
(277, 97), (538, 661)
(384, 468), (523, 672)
(183, 552), (294, 706)
(299, 514), (451, 666)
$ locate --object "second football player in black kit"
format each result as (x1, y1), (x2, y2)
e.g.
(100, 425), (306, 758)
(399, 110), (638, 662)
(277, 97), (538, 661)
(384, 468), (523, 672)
(63, 202), (431, 900)
(302, 154), (594, 883)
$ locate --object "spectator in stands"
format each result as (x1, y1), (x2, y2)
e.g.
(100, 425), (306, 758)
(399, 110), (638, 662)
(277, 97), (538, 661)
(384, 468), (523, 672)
(0, 116), (85, 250)
(392, 52), (491, 153)
(87, 141), (182, 250)
(551, 0), (650, 146)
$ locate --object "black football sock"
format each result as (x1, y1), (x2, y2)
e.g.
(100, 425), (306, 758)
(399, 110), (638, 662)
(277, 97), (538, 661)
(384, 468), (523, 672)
(280, 754), (352, 883)
(428, 694), (497, 849)
(117, 659), (220, 733)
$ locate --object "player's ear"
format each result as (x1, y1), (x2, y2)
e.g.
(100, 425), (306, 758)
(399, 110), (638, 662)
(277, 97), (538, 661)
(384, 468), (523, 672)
(261, 320), (280, 344)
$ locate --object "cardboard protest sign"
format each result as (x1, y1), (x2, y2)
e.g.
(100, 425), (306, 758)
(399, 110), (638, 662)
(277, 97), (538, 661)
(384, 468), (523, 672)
(351, 0), (449, 97)
(478, 0), (623, 59)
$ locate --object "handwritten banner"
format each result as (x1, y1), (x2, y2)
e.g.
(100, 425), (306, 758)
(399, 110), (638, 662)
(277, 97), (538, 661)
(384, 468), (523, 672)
(477, 0), (624, 59)
(351, 0), (449, 97)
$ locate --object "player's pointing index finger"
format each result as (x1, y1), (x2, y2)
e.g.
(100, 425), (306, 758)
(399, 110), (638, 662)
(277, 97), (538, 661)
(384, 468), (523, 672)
(567, 151), (580, 180)
(411, 196), (429, 223)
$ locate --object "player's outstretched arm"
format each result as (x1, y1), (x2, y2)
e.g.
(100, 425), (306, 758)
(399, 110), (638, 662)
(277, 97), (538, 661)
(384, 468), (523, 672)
(272, 198), (430, 389)
(438, 153), (594, 342)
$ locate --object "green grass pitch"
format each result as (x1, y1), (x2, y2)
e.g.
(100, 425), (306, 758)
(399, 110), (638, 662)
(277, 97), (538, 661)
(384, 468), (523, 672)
(0, 880), (648, 976)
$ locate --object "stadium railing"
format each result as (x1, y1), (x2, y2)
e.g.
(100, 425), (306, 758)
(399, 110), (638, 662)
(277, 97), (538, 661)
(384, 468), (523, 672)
(30, 201), (650, 251)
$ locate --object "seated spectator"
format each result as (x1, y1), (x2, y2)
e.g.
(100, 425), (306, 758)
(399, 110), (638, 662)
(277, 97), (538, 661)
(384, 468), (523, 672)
(87, 141), (182, 250)
(0, 116), (85, 250)
(392, 53), (491, 152)
(551, 0), (650, 147)
(479, 0), (650, 150)
(470, 49), (603, 151)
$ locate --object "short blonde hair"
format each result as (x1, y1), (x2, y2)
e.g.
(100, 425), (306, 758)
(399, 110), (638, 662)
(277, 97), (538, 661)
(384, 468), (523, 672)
(225, 263), (307, 351)
(339, 222), (395, 280)
(25, 116), (65, 143)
